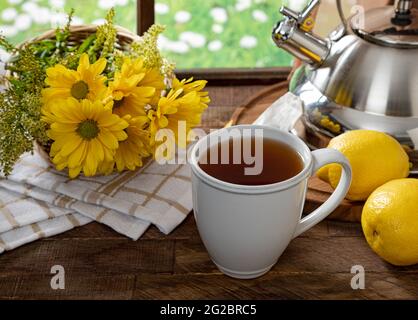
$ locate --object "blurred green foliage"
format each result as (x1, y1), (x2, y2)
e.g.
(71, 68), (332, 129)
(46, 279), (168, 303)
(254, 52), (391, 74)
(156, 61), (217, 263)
(0, 0), (292, 68)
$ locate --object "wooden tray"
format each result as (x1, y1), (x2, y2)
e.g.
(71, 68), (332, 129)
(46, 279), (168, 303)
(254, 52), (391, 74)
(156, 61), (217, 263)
(229, 81), (417, 222)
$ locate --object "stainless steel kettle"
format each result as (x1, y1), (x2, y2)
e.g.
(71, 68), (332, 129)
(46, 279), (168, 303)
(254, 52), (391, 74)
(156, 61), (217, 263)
(272, 0), (418, 145)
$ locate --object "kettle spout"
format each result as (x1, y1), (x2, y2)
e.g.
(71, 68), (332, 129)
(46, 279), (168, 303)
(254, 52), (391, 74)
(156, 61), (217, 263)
(272, 4), (330, 66)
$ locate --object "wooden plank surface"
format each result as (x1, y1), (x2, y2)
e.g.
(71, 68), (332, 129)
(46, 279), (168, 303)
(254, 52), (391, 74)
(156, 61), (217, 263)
(0, 84), (417, 300)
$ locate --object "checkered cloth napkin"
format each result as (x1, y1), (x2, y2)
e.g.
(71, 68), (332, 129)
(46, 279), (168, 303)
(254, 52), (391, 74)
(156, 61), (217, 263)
(0, 150), (192, 253)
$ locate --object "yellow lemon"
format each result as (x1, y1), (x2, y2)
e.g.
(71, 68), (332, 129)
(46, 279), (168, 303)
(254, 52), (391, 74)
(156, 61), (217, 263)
(361, 179), (418, 266)
(317, 130), (409, 201)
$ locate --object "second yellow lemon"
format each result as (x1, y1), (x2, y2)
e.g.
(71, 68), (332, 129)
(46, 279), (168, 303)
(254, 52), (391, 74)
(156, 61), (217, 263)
(362, 179), (418, 266)
(317, 130), (409, 201)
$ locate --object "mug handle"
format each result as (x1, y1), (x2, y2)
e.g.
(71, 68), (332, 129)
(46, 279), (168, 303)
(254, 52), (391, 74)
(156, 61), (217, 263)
(293, 149), (352, 238)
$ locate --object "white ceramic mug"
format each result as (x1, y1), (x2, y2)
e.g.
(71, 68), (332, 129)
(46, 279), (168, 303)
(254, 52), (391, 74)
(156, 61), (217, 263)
(190, 125), (352, 279)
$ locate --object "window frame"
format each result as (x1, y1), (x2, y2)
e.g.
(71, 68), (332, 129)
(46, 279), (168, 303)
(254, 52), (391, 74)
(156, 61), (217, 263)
(136, 0), (291, 85)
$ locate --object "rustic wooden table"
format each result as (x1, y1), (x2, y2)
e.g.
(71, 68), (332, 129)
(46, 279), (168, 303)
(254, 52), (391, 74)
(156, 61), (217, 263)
(1, 84), (417, 300)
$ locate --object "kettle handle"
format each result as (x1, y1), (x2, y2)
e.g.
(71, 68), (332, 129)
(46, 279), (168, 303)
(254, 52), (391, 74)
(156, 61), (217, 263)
(336, 0), (414, 32)
(336, 0), (348, 32)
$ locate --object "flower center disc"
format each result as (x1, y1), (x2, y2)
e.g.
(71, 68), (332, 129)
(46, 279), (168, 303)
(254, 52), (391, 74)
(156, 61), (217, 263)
(77, 119), (100, 140)
(71, 81), (89, 100)
(113, 97), (125, 108)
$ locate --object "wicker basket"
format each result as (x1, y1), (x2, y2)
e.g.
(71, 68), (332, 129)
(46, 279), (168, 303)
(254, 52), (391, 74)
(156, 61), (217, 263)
(26, 24), (140, 50)
(25, 25), (141, 168)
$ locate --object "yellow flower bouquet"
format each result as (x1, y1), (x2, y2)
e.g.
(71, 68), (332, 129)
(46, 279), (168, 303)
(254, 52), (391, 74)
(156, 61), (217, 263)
(0, 9), (209, 178)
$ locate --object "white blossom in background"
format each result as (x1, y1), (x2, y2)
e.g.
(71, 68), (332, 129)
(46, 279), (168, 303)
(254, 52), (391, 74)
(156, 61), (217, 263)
(0, 25), (18, 37)
(212, 24), (224, 34)
(235, 0), (252, 12)
(115, 0), (128, 6)
(15, 14), (32, 31)
(158, 35), (190, 54)
(157, 34), (169, 50)
(255, 59), (265, 67)
(71, 16), (84, 25)
(50, 12), (69, 28)
(0, 48), (11, 74)
(212, 24), (223, 34)
(22, 1), (38, 13)
(180, 31), (206, 48)
(252, 9), (268, 23)
(0, 48), (11, 92)
(92, 18), (106, 25)
(98, 0), (116, 10)
(210, 7), (228, 24)
(0, 48), (11, 65)
(166, 40), (190, 54)
(1, 8), (18, 22)
(175, 10), (191, 24)
(32, 7), (51, 25)
(287, 0), (309, 11)
(155, 2), (169, 15)
(8, 0), (22, 5)
(208, 40), (222, 52)
(49, 0), (65, 9)
(240, 35), (257, 48)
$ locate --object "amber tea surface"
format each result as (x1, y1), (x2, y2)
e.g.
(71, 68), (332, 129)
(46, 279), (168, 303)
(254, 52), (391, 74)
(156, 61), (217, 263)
(198, 137), (304, 185)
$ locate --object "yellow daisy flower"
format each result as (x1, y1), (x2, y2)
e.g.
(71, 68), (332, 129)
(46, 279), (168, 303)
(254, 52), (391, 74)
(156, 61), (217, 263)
(140, 67), (166, 105)
(42, 53), (107, 107)
(140, 68), (166, 90)
(115, 57), (165, 91)
(100, 115), (151, 174)
(42, 98), (128, 178)
(148, 88), (204, 148)
(108, 57), (162, 117)
(172, 77), (210, 109)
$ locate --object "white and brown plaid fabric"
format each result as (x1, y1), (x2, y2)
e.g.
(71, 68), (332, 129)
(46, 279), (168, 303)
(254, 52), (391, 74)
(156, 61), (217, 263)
(0, 150), (192, 253)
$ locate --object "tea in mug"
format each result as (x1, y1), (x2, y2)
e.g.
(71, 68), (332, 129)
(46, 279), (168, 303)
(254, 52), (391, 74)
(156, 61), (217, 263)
(198, 136), (303, 185)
